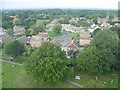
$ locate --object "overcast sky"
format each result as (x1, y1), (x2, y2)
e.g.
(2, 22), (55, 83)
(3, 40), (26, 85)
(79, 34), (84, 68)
(1, 0), (119, 10)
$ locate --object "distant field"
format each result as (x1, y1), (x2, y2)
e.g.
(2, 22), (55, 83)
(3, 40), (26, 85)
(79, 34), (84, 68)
(37, 20), (50, 23)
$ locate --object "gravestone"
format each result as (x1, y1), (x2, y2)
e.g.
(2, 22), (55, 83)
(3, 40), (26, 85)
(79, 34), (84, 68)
(12, 65), (14, 67)
(75, 76), (81, 80)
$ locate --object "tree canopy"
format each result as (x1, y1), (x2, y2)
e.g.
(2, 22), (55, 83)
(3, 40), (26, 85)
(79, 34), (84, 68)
(3, 40), (25, 57)
(32, 22), (45, 34)
(76, 29), (118, 74)
(24, 42), (73, 84)
(53, 24), (62, 34)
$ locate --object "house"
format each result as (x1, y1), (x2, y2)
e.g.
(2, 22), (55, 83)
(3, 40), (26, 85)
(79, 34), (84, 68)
(13, 26), (25, 35)
(61, 24), (83, 33)
(80, 31), (91, 46)
(69, 18), (79, 23)
(66, 40), (80, 51)
(30, 32), (49, 48)
(0, 33), (12, 43)
(0, 28), (6, 35)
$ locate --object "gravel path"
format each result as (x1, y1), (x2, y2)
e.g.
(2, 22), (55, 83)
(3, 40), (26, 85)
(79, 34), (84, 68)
(66, 80), (84, 88)
(0, 59), (23, 66)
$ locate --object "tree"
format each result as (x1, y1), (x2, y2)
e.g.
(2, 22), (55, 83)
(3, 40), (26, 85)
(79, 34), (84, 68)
(6, 29), (14, 37)
(53, 24), (62, 34)
(24, 42), (73, 84)
(91, 28), (101, 37)
(4, 40), (25, 57)
(76, 29), (118, 74)
(32, 22), (45, 34)
(62, 16), (70, 24)
(13, 18), (22, 26)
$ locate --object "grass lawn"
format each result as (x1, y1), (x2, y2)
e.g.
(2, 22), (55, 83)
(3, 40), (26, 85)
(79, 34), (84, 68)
(37, 19), (50, 22)
(2, 62), (79, 88)
(14, 34), (24, 38)
(70, 72), (118, 88)
(63, 31), (80, 35)
(2, 62), (118, 88)
(47, 31), (63, 37)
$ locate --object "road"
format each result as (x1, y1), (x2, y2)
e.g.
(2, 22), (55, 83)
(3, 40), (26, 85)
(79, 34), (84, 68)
(51, 32), (76, 41)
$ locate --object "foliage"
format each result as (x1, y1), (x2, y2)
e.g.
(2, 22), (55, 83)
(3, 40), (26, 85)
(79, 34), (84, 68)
(67, 50), (79, 58)
(6, 29), (14, 37)
(13, 18), (22, 26)
(3, 40), (25, 57)
(76, 29), (118, 74)
(91, 28), (101, 37)
(53, 24), (62, 34)
(24, 42), (73, 84)
(2, 14), (13, 29)
(25, 28), (35, 37)
(62, 15), (70, 24)
(32, 22), (45, 34)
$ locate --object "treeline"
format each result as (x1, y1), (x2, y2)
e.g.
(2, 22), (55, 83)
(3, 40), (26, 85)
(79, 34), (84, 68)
(2, 9), (117, 29)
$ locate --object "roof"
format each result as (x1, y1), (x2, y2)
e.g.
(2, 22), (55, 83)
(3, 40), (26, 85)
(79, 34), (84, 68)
(17, 36), (29, 43)
(13, 26), (25, 34)
(0, 33), (12, 43)
(38, 32), (49, 37)
(80, 31), (91, 40)
(61, 40), (80, 48)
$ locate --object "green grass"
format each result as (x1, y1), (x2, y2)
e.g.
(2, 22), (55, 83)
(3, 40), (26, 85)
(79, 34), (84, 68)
(63, 31), (80, 35)
(37, 19), (50, 22)
(2, 62), (118, 88)
(14, 34), (24, 38)
(47, 31), (63, 37)
(2, 62), (79, 88)
(70, 72), (118, 88)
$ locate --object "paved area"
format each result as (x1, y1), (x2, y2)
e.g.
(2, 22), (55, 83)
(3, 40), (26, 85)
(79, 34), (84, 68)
(51, 32), (75, 41)
(66, 80), (84, 88)
(0, 59), (23, 66)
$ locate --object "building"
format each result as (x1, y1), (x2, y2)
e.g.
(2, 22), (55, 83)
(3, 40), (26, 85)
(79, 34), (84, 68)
(0, 28), (6, 35)
(13, 26), (25, 35)
(17, 36), (30, 44)
(66, 40), (80, 51)
(61, 24), (83, 33)
(0, 33), (12, 43)
(30, 32), (49, 48)
(80, 31), (91, 46)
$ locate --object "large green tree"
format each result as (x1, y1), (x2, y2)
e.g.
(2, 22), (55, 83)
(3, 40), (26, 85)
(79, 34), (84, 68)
(53, 24), (62, 34)
(6, 29), (14, 37)
(76, 29), (118, 74)
(4, 40), (25, 57)
(13, 18), (22, 26)
(24, 42), (73, 84)
(32, 22), (45, 34)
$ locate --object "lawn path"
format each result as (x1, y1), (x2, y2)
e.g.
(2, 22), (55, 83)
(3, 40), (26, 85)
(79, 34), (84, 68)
(0, 59), (23, 66)
(66, 80), (84, 88)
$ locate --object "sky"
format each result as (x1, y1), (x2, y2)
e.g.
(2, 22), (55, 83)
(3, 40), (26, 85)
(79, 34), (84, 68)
(1, 0), (119, 10)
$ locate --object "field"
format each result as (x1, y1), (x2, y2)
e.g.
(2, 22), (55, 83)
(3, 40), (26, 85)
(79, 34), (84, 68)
(37, 19), (50, 22)
(2, 61), (118, 88)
